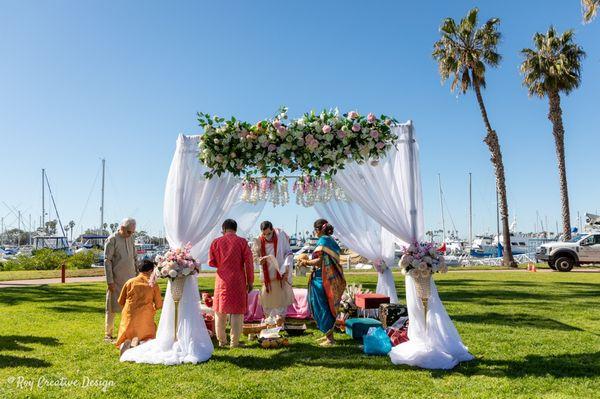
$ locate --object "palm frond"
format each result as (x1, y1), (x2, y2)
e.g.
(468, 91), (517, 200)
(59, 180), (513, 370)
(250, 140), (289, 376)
(520, 26), (586, 98)
(582, 0), (599, 23)
(432, 8), (501, 95)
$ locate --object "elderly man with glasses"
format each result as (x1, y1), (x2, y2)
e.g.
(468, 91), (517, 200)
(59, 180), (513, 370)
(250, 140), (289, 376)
(103, 217), (137, 342)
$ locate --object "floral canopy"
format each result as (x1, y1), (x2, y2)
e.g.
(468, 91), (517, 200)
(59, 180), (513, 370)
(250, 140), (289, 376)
(197, 107), (399, 181)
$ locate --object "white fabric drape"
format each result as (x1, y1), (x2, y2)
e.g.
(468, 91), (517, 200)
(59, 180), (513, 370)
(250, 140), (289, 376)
(163, 135), (242, 262)
(314, 199), (398, 303)
(388, 276), (474, 369)
(334, 123), (424, 243)
(122, 134), (265, 365)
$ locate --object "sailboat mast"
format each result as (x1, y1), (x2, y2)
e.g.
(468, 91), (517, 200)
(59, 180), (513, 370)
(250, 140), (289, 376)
(100, 158), (105, 233)
(41, 168), (45, 229)
(438, 173), (445, 243)
(468, 172), (472, 245)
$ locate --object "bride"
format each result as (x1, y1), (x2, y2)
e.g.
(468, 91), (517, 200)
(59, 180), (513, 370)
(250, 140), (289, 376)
(120, 274), (213, 365)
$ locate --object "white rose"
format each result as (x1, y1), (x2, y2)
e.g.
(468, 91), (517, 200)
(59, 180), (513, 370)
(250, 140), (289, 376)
(161, 268), (169, 276)
(182, 267), (191, 276)
(168, 270), (178, 278)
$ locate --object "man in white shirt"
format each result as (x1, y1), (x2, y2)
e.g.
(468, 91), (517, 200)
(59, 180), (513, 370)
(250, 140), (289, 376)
(251, 221), (294, 322)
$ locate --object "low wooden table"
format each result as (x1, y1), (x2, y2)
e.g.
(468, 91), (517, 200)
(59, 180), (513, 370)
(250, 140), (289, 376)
(354, 293), (390, 317)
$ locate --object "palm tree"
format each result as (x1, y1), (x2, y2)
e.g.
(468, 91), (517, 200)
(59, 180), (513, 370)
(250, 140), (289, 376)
(68, 220), (75, 242)
(520, 27), (585, 241)
(582, 0), (599, 23)
(433, 8), (516, 267)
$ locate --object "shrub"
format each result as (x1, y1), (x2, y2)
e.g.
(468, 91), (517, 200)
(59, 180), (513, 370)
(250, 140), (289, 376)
(1, 248), (100, 271)
(66, 250), (99, 269)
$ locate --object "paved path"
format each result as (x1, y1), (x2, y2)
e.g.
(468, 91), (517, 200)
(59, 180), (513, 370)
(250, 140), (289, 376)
(1, 268), (598, 289)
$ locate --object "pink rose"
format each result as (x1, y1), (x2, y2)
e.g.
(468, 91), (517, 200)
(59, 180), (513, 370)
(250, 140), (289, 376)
(367, 113), (376, 123)
(348, 111), (359, 119)
(282, 158), (290, 165)
(261, 141), (269, 148)
(352, 123), (361, 132)
(322, 125), (332, 134)
(376, 142), (385, 150)
(305, 134), (314, 142)
(384, 119), (392, 126)
(268, 144), (277, 152)
(273, 120), (281, 129)
(277, 126), (287, 135)
(337, 130), (346, 139)
(370, 130), (379, 139)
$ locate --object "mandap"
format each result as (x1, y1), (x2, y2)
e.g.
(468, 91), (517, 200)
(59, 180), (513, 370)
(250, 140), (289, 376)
(127, 109), (473, 369)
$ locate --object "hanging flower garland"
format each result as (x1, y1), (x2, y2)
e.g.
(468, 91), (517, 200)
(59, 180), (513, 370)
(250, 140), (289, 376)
(197, 107), (398, 180)
(293, 176), (348, 207)
(240, 177), (290, 207)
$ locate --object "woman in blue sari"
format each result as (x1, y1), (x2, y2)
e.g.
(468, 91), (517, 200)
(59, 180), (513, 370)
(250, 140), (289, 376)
(299, 219), (347, 346)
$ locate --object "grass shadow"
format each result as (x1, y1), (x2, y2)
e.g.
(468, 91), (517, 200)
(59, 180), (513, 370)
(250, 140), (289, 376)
(215, 341), (390, 371)
(0, 354), (52, 368)
(433, 351), (600, 379)
(0, 335), (61, 352)
(453, 312), (584, 331)
(46, 304), (105, 313)
(0, 335), (60, 369)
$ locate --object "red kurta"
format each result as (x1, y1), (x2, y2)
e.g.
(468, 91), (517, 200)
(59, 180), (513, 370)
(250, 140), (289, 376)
(208, 232), (254, 314)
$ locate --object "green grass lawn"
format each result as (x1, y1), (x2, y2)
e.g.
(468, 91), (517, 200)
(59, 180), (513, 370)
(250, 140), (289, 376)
(0, 272), (599, 399)
(0, 262), (555, 282)
(0, 268), (105, 282)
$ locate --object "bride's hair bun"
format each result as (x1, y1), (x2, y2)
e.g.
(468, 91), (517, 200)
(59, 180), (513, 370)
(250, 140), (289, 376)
(314, 218), (334, 236)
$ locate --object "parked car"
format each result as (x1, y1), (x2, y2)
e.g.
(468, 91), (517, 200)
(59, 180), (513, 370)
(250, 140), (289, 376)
(536, 232), (600, 272)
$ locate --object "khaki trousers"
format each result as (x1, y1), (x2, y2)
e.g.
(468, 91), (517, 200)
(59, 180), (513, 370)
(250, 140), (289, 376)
(105, 311), (116, 337)
(215, 312), (243, 347)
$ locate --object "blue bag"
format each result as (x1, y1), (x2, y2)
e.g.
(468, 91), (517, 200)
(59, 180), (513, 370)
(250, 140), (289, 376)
(363, 327), (392, 355)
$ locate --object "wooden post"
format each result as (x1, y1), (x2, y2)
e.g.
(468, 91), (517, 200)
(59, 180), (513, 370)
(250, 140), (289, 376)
(61, 262), (66, 283)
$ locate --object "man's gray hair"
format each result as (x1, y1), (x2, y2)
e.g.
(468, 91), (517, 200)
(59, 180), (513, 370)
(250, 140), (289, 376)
(120, 217), (137, 228)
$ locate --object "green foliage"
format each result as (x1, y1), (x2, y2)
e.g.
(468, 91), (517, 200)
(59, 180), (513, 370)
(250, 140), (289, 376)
(197, 108), (397, 180)
(0, 249), (99, 271)
(520, 27), (586, 98)
(432, 7), (501, 94)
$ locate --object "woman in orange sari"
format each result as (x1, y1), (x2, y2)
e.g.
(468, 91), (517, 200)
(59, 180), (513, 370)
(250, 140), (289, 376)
(299, 219), (346, 346)
(116, 260), (163, 353)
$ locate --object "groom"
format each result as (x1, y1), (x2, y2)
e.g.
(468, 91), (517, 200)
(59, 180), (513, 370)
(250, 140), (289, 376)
(208, 219), (254, 348)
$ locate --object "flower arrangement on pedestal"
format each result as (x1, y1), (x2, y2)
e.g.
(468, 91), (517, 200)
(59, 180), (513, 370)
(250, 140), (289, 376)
(197, 107), (398, 181)
(398, 242), (447, 327)
(152, 245), (201, 341)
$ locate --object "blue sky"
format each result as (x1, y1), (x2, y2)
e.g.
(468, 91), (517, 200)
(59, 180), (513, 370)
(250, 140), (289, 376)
(1, 1), (599, 238)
